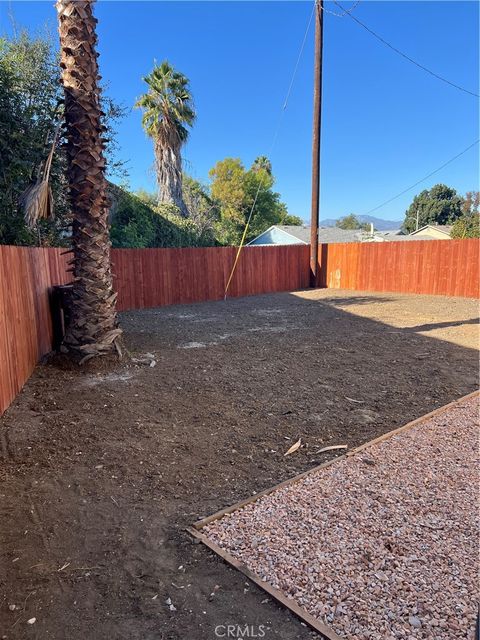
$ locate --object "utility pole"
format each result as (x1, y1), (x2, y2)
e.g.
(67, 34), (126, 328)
(310, 0), (323, 286)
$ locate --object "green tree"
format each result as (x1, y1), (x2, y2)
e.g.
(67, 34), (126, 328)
(402, 184), (464, 233)
(182, 175), (218, 244)
(0, 28), (126, 246)
(0, 31), (63, 245)
(335, 214), (369, 231)
(136, 61), (195, 217)
(282, 214), (303, 225)
(210, 157), (290, 245)
(450, 191), (480, 239)
(450, 213), (480, 239)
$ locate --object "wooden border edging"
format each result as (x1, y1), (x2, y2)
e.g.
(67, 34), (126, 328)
(186, 525), (344, 640)
(188, 389), (480, 639)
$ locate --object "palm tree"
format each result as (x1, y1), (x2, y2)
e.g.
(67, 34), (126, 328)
(252, 156), (272, 176)
(136, 62), (195, 217)
(56, 0), (122, 362)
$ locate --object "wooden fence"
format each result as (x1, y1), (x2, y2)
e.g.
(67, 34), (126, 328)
(316, 238), (479, 298)
(0, 246), (71, 415)
(0, 239), (478, 414)
(113, 245), (310, 310)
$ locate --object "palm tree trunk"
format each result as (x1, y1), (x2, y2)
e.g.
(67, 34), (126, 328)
(155, 140), (188, 217)
(56, 0), (122, 363)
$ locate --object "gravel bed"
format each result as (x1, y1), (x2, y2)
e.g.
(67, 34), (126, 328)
(204, 394), (480, 640)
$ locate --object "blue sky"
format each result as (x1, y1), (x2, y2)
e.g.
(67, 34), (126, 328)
(1, 1), (479, 223)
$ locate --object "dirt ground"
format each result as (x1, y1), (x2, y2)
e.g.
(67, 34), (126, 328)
(1, 289), (478, 640)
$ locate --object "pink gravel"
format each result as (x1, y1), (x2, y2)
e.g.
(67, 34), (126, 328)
(204, 394), (480, 640)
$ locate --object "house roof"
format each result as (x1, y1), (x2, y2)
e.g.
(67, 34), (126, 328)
(253, 225), (364, 244)
(249, 223), (454, 246)
(410, 224), (452, 237)
(381, 234), (438, 241)
(380, 229), (404, 236)
(271, 225), (309, 242)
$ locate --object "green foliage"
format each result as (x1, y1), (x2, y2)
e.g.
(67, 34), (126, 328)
(135, 61), (195, 143)
(182, 175), (218, 245)
(335, 214), (369, 231)
(0, 31), (65, 245)
(282, 214), (304, 226)
(451, 191), (480, 237)
(0, 29), (295, 249)
(403, 184), (464, 233)
(135, 189), (159, 209)
(450, 213), (480, 239)
(110, 188), (215, 248)
(251, 156), (272, 175)
(0, 28), (126, 246)
(461, 191), (479, 216)
(209, 157), (290, 245)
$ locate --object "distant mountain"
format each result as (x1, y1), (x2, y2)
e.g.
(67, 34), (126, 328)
(321, 215), (402, 231)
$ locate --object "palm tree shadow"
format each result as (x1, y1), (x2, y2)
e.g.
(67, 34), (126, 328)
(315, 295), (398, 306)
(405, 318), (479, 332)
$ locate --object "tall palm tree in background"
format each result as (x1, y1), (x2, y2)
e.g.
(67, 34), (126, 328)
(56, 0), (122, 362)
(136, 62), (195, 218)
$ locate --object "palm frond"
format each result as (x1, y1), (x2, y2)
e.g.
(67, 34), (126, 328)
(20, 123), (60, 229)
(20, 180), (54, 229)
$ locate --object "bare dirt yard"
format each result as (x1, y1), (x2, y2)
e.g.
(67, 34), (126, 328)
(1, 289), (479, 640)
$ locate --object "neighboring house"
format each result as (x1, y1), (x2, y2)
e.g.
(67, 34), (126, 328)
(408, 224), (452, 240)
(248, 223), (454, 246)
(248, 224), (388, 246)
(377, 229), (404, 238)
(248, 225), (364, 245)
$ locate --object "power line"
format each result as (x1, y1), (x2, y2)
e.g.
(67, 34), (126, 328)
(272, 1), (316, 147)
(363, 139), (480, 215)
(322, 0), (360, 18)
(333, 1), (480, 98)
(224, 1), (316, 299)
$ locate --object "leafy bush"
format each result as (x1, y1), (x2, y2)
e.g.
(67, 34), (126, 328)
(110, 188), (217, 248)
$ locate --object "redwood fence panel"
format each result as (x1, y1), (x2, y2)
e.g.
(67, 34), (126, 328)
(316, 238), (480, 298)
(0, 246), (71, 414)
(111, 245), (310, 310)
(0, 239), (478, 415)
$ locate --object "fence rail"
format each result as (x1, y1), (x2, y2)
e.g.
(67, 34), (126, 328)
(0, 239), (478, 414)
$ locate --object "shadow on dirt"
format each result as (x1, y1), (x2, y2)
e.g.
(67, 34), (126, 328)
(311, 295), (397, 307)
(404, 317), (479, 332)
